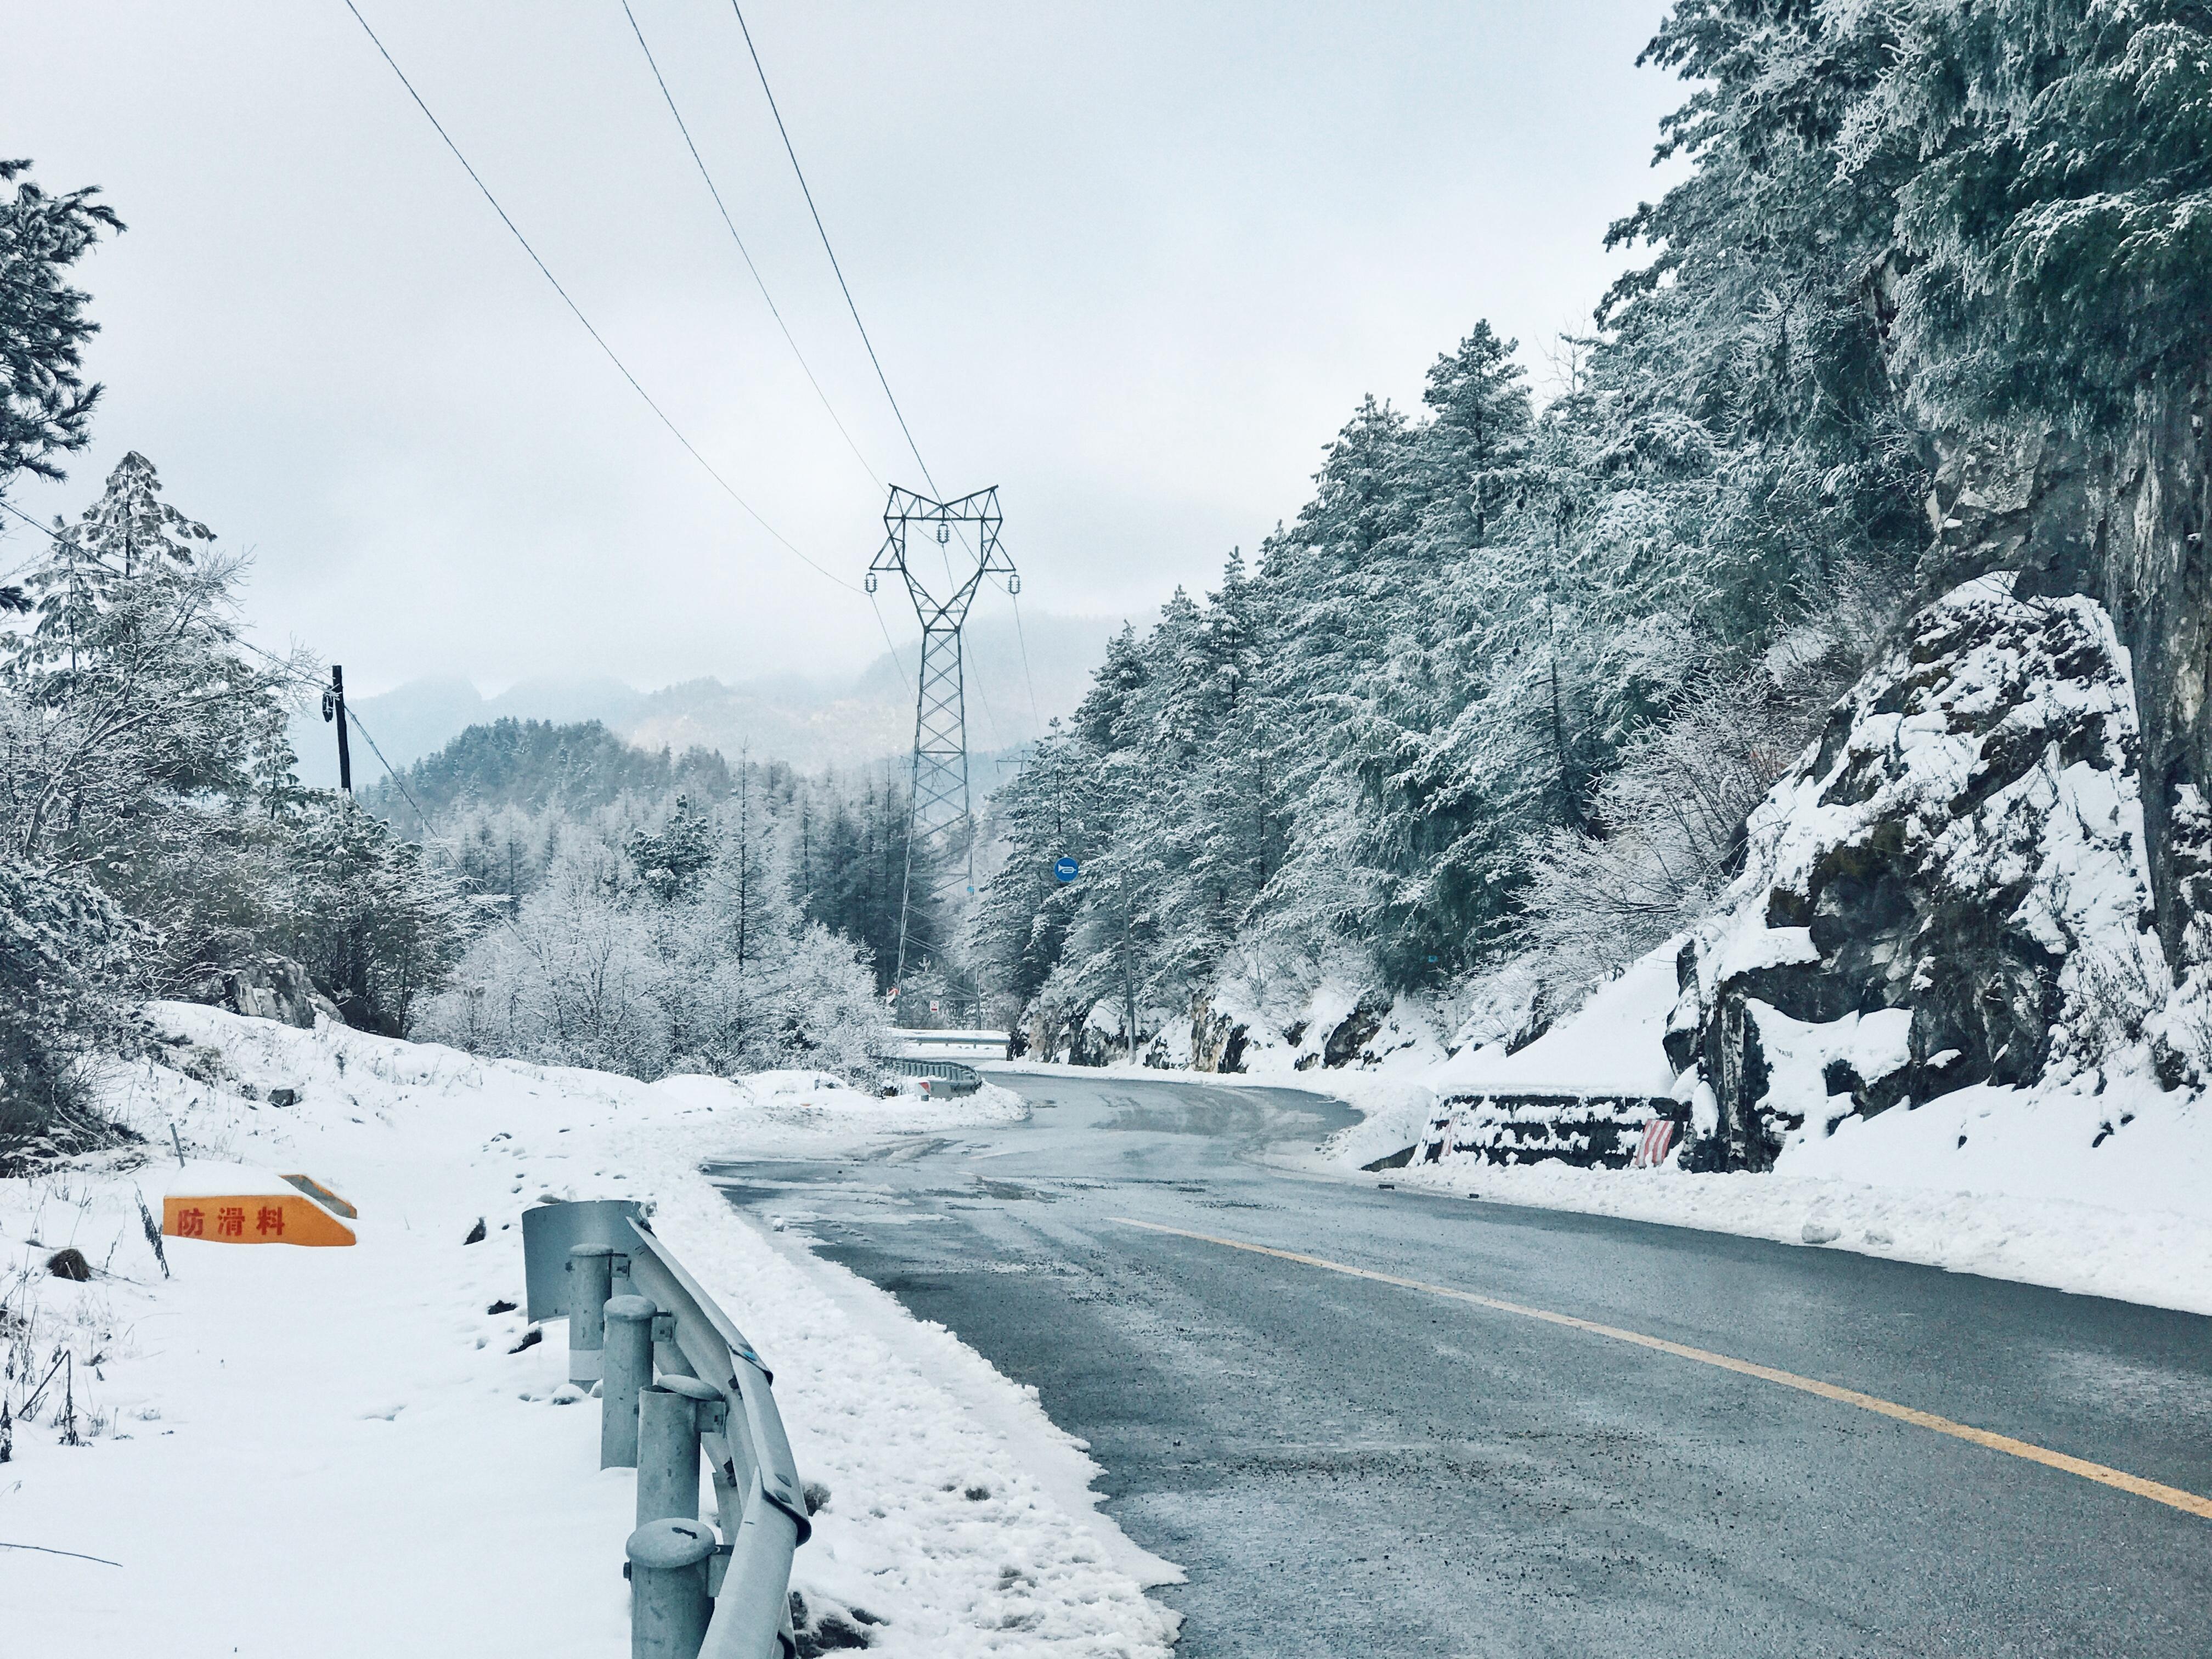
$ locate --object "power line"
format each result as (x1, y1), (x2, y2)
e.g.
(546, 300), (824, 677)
(726, 0), (938, 495)
(339, 700), (546, 955)
(339, 0), (856, 594)
(620, 0), (881, 490)
(0, 495), (70, 551)
(5, 488), (529, 948)
(0, 505), (323, 691)
(0, 498), (66, 591)
(868, 588), (913, 697)
(342, 704), (434, 830)
(1006, 582), (1046, 737)
(715, 4), (1047, 744)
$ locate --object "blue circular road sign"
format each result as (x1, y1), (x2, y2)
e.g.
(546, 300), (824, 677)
(1053, 856), (1080, 883)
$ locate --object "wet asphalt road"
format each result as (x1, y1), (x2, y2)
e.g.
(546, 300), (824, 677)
(708, 1070), (2212, 1657)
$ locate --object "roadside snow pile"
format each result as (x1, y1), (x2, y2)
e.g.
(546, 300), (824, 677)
(1379, 1152), (2212, 1312)
(0, 1006), (1177, 1658)
(1389, 951), (1684, 1169)
(1426, 947), (1680, 1098)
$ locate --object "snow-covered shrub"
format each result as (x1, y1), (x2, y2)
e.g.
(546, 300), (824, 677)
(420, 809), (888, 1084)
(0, 859), (143, 1172)
(1515, 574), (1902, 997)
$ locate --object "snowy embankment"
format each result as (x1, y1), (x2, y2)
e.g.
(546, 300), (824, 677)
(0, 1006), (1178, 1658)
(1012, 944), (2212, 1318)
(1347, 950), (2212, 1315)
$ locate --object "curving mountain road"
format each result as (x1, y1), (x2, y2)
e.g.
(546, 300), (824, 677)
(709, 1070), (2212, 1657)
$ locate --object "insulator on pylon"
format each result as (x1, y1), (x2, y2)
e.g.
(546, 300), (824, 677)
(936, 522), (950, 544)
(1007, 573), (1021, 595)
(865, 572), (878, 593)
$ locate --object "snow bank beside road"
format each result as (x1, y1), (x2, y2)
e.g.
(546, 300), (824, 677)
(1377, 1147), (2212, 1316)
(1424, 946), (1681, 1098)
(1306, 954), (2212, 1317)
(1, 1007), (1176, 1658)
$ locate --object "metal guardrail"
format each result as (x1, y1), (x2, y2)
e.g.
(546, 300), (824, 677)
(1416, 1091), (1685, 1170)
(885, 1027), (1010, 1051)
(873, 1054), (983, 1095)
(522, 1200), (809, 1659)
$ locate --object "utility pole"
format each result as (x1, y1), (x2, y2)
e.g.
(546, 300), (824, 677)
(1118, 883), (1139, 1062)
(867, 486), (1017, 998)
(322, 664), (353, 794)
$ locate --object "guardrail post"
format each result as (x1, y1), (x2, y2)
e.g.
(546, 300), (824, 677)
(602, 1294), (657, 1469)
(567, 1244), (614, 1383)
(625, 1517), (715, 1659)
(637, 1375), (720, 1528)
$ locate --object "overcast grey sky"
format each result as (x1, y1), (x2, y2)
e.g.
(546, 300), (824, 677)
(4, 2), (1687, 695)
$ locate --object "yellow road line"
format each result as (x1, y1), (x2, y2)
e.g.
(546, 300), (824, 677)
(1110, 1215), (2212, 1523)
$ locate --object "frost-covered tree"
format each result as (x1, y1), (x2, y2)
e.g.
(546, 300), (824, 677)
(0, 860), (142, 1171)
(1, 454), (301, 867)
(0, 161), (121, 499)
(421, 787), (888, 1081)
(276, 798), (473, 1035)
(0, 454), (473, 1045)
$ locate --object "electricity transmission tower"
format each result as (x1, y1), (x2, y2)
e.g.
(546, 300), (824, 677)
(867, 486), (1017, 1000)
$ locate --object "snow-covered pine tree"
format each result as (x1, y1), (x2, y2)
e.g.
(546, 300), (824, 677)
(0, 161), (121, 497)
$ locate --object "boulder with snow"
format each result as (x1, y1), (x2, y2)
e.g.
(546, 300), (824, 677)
(210, 956), (343, 1031)
(1681, 574), (2169, 1169)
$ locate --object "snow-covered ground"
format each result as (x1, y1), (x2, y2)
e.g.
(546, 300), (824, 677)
(1006, 941), (2212, 1319)
(0, 1006), (1179, 1658)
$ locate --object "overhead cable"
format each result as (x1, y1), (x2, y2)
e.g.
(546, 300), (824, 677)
(726, 0), (938, 495)
(1006, 583), (1046, 736)
(339, 0), (856, 593)
(620, 0), (881, 489)
(718, 4), (1048, 738)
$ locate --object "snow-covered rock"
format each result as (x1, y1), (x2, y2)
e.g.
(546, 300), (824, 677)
(1681, 573), (2174, 1167)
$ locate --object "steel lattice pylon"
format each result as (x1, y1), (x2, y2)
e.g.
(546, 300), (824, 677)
(868, 486), (1017, 995)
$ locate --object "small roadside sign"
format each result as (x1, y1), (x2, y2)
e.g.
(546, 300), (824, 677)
(1054, 856), (1079, 883)
(164, 1188), (355, 1248)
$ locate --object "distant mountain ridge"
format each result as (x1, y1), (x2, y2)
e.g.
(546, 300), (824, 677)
(291, 611), (1119, 788)
(359, 718), (740, 830)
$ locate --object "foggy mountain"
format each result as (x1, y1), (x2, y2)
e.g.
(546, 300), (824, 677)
(291, 611), (1122, 788)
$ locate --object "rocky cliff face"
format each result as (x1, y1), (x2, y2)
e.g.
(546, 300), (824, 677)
(1923, 401), (2212, 973)
(1678, 573), (2171, 1169)
(1672, 400), (2212, 1169)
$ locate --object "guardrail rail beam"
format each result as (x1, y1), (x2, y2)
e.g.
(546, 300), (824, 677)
(521, 1199), (812, 1659)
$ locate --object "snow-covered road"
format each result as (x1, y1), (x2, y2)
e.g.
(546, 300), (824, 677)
(724, 1066), (2212, 1658)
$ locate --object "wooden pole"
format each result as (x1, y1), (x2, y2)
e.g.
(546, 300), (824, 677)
(330, 664), (353, 794)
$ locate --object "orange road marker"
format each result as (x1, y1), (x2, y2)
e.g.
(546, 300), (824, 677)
(163, 1191), (355, 1248)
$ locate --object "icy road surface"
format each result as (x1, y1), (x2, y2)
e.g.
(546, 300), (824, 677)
(710, 1070), (2212, 1658)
